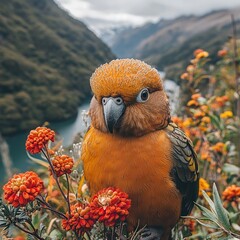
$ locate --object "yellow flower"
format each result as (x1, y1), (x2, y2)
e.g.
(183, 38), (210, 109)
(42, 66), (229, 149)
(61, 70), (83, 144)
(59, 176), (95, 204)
(199, 178), (211, 197)
(182, 118), (192, 127)
(196, 51), (209, 59)
(220, 111), (233, 119)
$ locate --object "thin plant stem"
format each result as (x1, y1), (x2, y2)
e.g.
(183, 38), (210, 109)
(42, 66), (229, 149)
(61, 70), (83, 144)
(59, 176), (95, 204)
(41, 146), (70, 211)
(65, 173), (71, 215)
(85, 231), (91, 240)
(36, 196), (67, 219)
(14, 223), (44, 240)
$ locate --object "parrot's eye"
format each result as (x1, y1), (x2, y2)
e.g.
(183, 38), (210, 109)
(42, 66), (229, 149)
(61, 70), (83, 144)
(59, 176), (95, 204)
(136, 88), (149, 102)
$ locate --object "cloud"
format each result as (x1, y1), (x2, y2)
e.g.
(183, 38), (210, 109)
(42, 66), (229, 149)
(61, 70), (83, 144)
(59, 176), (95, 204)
(55, 0), (240, 31)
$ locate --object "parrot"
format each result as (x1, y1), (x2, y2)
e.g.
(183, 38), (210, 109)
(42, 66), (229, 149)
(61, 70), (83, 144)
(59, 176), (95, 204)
(81, 59), (199, 240)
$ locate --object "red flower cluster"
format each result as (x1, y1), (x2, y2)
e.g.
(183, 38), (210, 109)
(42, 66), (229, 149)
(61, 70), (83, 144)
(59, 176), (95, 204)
(90, 187), (131, 227)
(62, 203), (95, 236)
(62, 188), (131, 235)
(51, 155), (74, 177)
(26, 127), (55, 154)
(3, 171), (44, 207)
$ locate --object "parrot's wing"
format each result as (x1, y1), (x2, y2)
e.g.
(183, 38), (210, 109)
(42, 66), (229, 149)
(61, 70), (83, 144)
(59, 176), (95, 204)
(166, 122), (199, 216)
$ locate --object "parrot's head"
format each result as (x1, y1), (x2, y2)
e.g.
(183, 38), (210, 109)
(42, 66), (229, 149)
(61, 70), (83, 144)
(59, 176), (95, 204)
(89, 59), (170, 137)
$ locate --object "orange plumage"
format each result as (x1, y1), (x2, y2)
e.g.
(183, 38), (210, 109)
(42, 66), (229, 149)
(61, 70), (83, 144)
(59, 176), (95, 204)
(82, 59), (199, 240)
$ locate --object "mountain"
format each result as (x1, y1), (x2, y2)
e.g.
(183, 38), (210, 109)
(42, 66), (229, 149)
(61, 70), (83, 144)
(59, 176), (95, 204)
(0, 0), (115, 135)
(111, 8), (240, 80)
(97, 25), (132, 47)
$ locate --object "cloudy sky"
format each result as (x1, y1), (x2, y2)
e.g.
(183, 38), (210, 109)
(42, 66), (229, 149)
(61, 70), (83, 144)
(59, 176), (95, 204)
(55, 0), (240, 32)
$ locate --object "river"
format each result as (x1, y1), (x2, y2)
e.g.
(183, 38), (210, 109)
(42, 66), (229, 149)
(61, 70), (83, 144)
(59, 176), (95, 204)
(0, 79), (179, 183)
(0, 102), (90, 183)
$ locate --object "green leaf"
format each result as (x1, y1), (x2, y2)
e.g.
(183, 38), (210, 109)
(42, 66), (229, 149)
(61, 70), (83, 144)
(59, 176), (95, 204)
(32, 213), (40, 228)
(195, 202), (218, 222)
(0, 219), (8, 227)
(49, 229), (63, 240)
(195, 218), (219, 229)
(207, 230), (224, 239)
(188, 233), (203, 239)
(218, 236), (234, 240)
(223, 163), (240, 175)
(213, 183), (231, 229)
(209, 113), (223, 130)
(232, 223), (240, 232)
(202, 190), (217, 215)
(27, 151), (49, 168)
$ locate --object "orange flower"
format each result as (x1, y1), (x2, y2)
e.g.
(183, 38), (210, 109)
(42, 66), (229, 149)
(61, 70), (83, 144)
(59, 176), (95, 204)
(186, 65), (195, 72)
(3, 171), (43, 207)
(212, 96), (229, 109)
(222, 185), (240, 203)
(193, 49), (203, 57)
(90, 187), (131, 227)
(194, 111), (205, 119)
(187, 99), (199, 107)
(196, 51), (209, 59)
(222, 95), (229, 101)
(62, 203), (95, 235)
(26, 127), (55, 154)
(51, 155), (74, 177)
(199, 178), (211, 197)
(191, 93), (201, 100)
(201, 116), (211, 123)
(211, 142), (226, 154)
(200, 105), (209, 113)
(218, 49), (227, 57)
(171, 116), (184, 128)
(184, 218), (196, 233)
(180, 72), (189, 80)
(14, 237), (25, 240)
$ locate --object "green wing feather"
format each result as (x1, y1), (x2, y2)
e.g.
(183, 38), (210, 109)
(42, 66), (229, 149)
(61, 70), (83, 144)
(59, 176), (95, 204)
(166, 122), (199, 216)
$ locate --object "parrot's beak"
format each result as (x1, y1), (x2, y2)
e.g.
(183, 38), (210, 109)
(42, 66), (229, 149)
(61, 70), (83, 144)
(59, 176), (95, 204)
(102, 97), (126, 133)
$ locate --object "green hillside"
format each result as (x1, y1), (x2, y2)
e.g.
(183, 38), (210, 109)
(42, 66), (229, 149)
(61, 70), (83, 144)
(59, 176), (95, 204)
(0, 0), (115, 135)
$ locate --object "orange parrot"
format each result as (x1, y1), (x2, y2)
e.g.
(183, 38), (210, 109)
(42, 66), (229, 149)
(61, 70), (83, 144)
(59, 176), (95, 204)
(82, 59), (199, 240)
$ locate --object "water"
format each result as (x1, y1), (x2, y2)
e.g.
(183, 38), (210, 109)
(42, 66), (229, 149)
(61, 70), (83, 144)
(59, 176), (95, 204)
(0, 102), (90, 183)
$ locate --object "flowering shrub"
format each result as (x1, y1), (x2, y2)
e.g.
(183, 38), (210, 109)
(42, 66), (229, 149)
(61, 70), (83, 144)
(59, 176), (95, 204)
(173, 41), (240, 239)
(0, 127), (131, 239)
